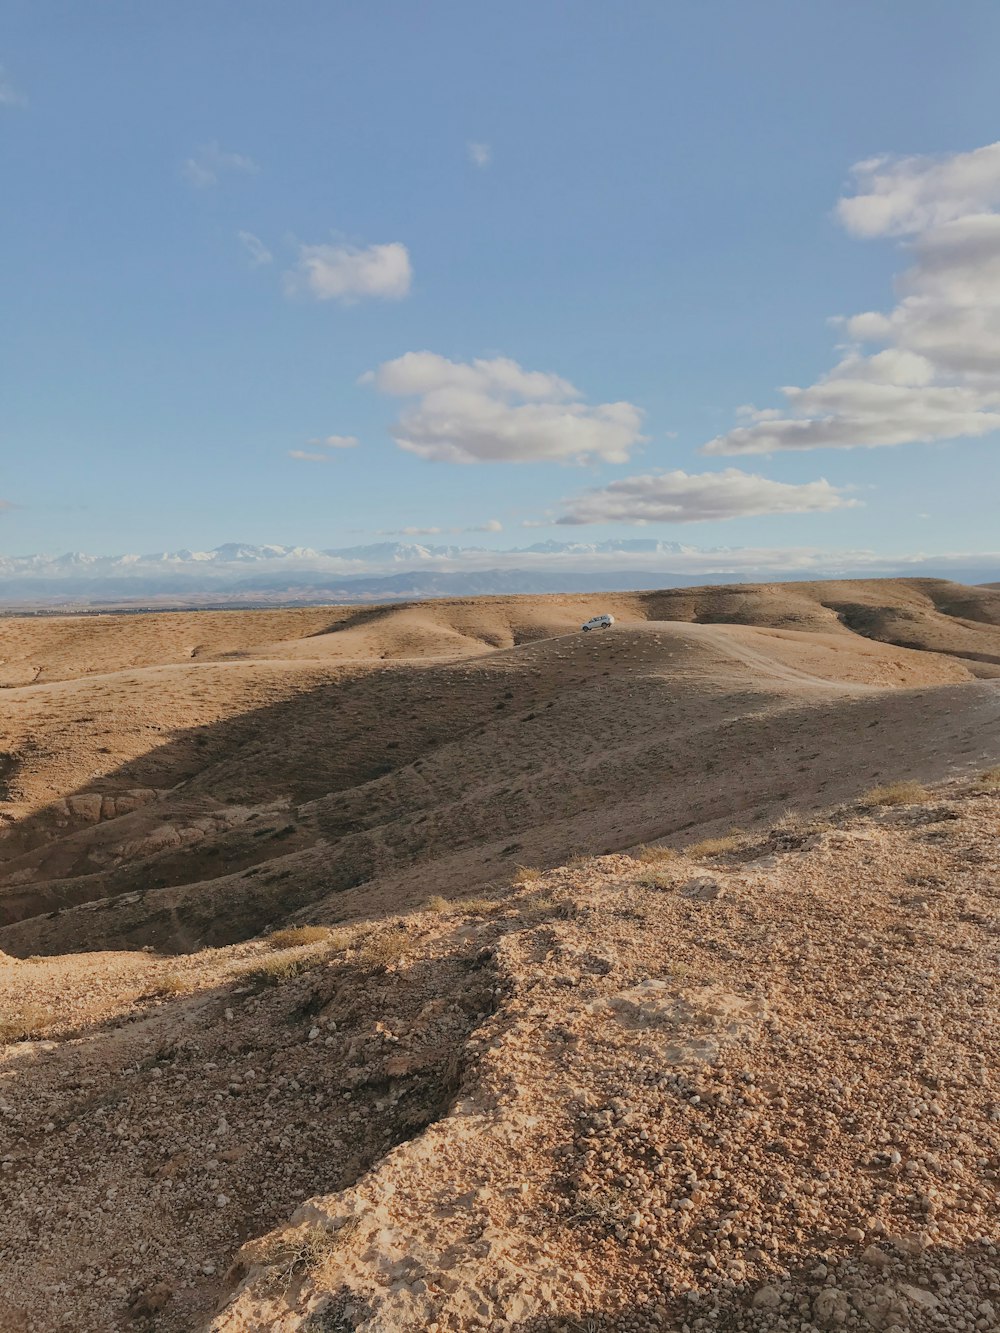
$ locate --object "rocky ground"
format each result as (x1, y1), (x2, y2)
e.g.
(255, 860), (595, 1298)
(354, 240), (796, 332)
(3, 774), (998, 1331)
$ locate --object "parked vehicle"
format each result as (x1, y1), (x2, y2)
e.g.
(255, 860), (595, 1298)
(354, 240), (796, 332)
(581, 614), (615, 632)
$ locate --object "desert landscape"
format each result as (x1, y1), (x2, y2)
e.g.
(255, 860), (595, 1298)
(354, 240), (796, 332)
(1, 578), (998, 1332)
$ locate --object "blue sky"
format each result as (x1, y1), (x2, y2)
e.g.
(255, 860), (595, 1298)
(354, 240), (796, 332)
(3, 0), (1000, 567)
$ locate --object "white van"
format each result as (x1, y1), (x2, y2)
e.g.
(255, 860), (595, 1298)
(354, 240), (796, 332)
(581, 614), (615, 632)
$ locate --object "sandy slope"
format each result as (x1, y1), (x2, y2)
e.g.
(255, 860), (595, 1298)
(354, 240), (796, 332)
(1, 579), (999, 1331)
(1, 778), (997, 1332)
(3, 582), (999, 956)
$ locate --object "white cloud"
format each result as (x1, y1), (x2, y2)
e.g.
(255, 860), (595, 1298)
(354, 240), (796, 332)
(470, 518), (503, 532)
(289, 450), (330, 462)
(307, 434), (359, 449)
(706, 141), (1000, 456)
(468, 141), (492, 168)
(365, 351), (646, 464)
(238, 230), (273, 266)
(556, 469), (858, 525)
(181, 142), (259, 188)
(0, 68), (25, 107)
(836, 143), (1000, 238)
(286, 241), (412, 303)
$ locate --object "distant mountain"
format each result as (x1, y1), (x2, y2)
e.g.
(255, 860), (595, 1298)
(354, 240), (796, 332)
(1, 539), (999, 608)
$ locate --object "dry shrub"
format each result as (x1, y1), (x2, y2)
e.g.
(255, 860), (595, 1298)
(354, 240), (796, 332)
(457, 896), (501, 916)
(633, 843), (677, 865)
(513, 865), (543, 885)
(323, 928), (354, 953)
(572, 1185), (629, 1227)
(425, 894), (449, 913)
(0, 1003), (53, 1042)
(151, 971), (189, 996)
(240, 954), (319, 987)
(975, 766), (1000, 790)
(565, 854), (592, 869)
(685, 832), (744, 859)
(256, 1220), (357, 1293)
(863, 780), (929, 807)
(637, 868), (675, 891)
(266, 925), (332, 949)
(519, 892), (580, 922)
(359, 929), (410, 972)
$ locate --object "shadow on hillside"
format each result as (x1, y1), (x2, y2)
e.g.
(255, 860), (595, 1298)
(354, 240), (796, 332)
(3, 603), (1000, 958)
(0, 656), (551, 948)
(0, 940), (498, 1333)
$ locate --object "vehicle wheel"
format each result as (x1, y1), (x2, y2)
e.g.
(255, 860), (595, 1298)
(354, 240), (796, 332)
(582, 626), (591, 632)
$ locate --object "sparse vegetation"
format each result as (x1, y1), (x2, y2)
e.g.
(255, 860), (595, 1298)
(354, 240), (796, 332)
(256, 1220), (357, 1294)
(150, 971), (190, 996)
(685, 831), (744, 858)
(636, 868), (676, 891)
(863, 780), (929, 807)
(0, 1003), (53, 1042)
(266, 925), (333, 949)
(633, 843), (677, 864)
(425, 894), (450, 913)
(975, 766), (1000, 790)
(239, 954), (320, 986)
(571, 1185), (629, 1228)
(513, 865), (543, 885)
(518, 892), (582, 922)
(456, 895), (501, 916)
(358, 928), (411, 972)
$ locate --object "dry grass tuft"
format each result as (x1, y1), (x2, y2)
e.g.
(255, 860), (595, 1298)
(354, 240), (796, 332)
(975, 766), (1000, 790)
(513, 865), (543, 885)
(633, 843), (677, 865)
(0, 1003), (53, 1043)
(519, 892), (582, 923)
(456, 895), (501, 916)
(239, 954), (320, 987)
(425, 894), (450, 913)
(150, 971), (190, 996)
(358, 929), (410, 972)
(863, 780), (929, 807)
(685, 831), (744, 859)
(266, 925), (332, 949)
(637, 868), (676, 891)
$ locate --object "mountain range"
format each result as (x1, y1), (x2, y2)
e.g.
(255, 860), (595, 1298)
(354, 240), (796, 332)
(1, 539), (999, 607)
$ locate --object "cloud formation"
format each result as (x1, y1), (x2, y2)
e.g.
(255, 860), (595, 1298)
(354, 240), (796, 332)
(307, 434), (358, 449)
(181, 143), (258, 188)
(286, 241), (412, 303)
(238, 231), (273, 266)
(364, 351), (645, 464)
(556, 469), (858, 525)
(705, 142), (1000, 456)
(290, 435), (358, 462)
(468, 141), (491, 168)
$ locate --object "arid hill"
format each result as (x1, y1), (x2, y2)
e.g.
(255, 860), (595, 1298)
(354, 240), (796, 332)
(1, 579), (999, 1331)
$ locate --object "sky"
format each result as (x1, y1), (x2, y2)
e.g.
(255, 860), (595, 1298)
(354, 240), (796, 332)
(3, 0), (1000, 571)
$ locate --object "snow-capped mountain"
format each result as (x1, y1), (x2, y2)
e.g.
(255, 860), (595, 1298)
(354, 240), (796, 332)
(1, 540), (998, 608)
